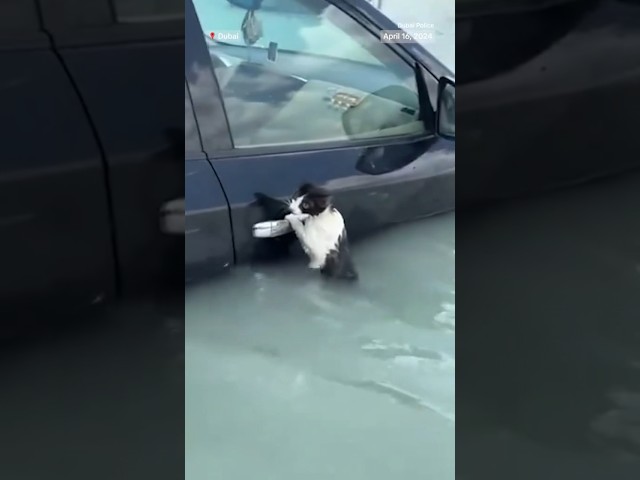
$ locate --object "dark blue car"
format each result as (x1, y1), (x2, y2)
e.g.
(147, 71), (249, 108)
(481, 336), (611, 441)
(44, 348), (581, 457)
(185, 0), (455, 283)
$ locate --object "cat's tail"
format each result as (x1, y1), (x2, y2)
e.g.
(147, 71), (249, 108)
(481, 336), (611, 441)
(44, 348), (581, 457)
(342, 270), (359, 281)
(338, 264), (359, 281)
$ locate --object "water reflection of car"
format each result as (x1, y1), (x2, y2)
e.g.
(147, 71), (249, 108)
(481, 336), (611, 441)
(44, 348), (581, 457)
(185, 0), (455, 284)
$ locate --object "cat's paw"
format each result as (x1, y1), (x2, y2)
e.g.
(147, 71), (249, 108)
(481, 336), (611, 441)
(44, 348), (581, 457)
(308, 261), (322, 269)
(285, 213), (306, 224)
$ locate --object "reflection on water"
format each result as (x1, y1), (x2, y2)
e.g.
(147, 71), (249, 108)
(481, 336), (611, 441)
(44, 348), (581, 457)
(457, 171), (640, 478)
(0, 296), (185, 480)
(185, 213), (454, 480)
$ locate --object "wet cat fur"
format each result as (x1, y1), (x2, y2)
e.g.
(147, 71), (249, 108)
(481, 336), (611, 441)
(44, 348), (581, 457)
(254, 183), (358, 280)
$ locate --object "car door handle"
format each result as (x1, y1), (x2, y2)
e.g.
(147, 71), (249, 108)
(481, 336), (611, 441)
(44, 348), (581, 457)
(160, 198), (184, 234)
(252, 218), (305, 238)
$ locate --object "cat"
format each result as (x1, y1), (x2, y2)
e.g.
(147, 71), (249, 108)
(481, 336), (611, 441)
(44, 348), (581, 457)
(285, 183), (358, 281)
(254, 183), (358, 280)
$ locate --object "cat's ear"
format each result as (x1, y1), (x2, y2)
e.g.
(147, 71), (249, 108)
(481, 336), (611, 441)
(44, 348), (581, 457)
(313, 190), (332, 209)
(296, 183), (315, 196)
(317, 196), (331, 210)
(314, 186), (331, 197)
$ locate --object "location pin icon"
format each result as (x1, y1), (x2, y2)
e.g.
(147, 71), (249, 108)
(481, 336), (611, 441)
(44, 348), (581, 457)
(210, 32), (215, 39)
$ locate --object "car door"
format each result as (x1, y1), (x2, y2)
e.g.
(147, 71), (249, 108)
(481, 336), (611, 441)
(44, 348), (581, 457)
(187, 0), (454, 265)
(42, 0), (185, 294)
(184, 82), (234, 284)
(456, 0), (639, 207)
(1, 1), (116, 313)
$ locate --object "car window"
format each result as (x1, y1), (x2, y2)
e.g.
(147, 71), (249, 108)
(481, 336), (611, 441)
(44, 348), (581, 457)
(112, 0), (183, 22)
(192, 0), (430, 149)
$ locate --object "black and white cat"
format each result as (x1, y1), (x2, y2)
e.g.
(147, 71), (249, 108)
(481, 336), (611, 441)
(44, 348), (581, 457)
(254, 183), (358, 280)
(285, 183), (358, 280)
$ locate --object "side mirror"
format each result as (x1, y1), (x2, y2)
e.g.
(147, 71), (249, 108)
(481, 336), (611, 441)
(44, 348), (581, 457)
(437, 78), (455, 139)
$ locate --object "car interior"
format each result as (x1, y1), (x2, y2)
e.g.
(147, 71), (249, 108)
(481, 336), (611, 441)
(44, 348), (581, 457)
(212, 54), (424, 146)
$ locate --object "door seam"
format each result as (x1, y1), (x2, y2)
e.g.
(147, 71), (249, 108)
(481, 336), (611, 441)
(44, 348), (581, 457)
(186, 81), (237, 265)
(35, 2), (122, 296)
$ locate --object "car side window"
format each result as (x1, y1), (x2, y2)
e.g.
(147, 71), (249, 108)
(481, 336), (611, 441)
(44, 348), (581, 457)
(192, 0), (431, 149)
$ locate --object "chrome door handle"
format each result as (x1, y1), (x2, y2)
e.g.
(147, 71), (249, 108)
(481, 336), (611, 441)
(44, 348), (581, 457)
(252, 219), (292, 238)
(160, 198), (184, 234)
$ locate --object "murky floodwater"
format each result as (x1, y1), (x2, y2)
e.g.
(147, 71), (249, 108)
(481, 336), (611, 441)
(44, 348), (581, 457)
(185, 213), (455, 480)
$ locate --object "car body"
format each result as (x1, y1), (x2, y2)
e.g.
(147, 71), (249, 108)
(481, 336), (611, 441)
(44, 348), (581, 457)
(1, 0), (184, 320)
(456, 0), (640, 207)
(185, 0), (456, 284)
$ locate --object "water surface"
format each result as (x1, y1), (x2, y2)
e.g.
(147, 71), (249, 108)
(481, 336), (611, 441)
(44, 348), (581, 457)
(186, 213), (455, 480)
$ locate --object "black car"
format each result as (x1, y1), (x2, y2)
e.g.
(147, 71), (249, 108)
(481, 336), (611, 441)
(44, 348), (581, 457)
(185, 0), (456, 283)
(1, 0), (184, 321)
(1, 0), (455, 320)
(456, 0), (640, 206)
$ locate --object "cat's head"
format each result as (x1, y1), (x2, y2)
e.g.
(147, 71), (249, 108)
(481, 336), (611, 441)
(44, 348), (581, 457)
(288, 183), (333, 216)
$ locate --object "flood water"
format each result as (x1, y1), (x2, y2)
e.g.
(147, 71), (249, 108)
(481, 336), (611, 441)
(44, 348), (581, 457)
(185, 213), (455, 480)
